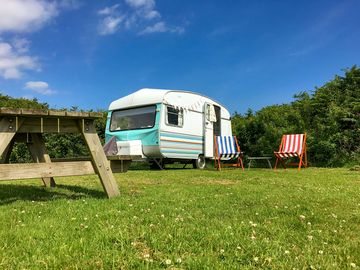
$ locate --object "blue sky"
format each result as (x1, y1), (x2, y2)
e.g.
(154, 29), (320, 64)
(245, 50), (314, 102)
(0, 0), (359, 114)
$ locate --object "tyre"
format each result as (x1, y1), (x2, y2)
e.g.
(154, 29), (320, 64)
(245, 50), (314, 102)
(193, 155), (206, 169)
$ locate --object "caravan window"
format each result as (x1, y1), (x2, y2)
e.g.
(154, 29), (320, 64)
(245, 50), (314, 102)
(166, 106), (183, 127)
(110, 105), (156, 131)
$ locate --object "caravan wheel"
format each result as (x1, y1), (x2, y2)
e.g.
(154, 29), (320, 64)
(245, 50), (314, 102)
(193, 155), (206, 169)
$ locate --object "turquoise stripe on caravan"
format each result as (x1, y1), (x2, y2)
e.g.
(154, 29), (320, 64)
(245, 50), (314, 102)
(160, 131), (203, 141)
(161, 149), (201, 155)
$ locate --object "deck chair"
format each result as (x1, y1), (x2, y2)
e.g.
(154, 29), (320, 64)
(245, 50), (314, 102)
(214, 135), (244, 171)
(274, 133), (308, 171)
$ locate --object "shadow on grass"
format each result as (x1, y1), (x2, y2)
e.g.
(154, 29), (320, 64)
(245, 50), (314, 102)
(0, 184), (106, 205)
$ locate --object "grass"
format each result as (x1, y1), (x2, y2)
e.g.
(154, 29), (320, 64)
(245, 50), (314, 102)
(0, 167), (359, 269)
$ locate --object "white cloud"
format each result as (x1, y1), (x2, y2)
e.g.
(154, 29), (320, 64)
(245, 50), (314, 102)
(125, 0), (155, 9)
(0, 0), (58, 33)
(0, 41), (38, 79)
(98, 16), (124, 35)
(24, 81), (56, 95)
(139, 22), (184, 35)
(98, 4), (120, 16)
(97, 0), (183, 36)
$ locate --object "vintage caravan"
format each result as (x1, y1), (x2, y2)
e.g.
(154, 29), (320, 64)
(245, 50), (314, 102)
(105, 88), (232, 169)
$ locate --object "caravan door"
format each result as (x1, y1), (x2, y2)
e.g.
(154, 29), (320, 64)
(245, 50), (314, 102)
(204, 103), (215, 158)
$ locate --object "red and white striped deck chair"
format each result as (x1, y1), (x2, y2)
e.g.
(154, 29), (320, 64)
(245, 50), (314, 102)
(274, 133), (308, 170)
(214, 135), (244, 171)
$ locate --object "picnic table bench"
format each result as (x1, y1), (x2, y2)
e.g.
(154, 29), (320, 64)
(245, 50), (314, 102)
(0, 108), (123, 198)
(247, 156), (273, 169)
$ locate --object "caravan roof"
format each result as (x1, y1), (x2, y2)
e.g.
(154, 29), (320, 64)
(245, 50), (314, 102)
(109, 88), (230, 118)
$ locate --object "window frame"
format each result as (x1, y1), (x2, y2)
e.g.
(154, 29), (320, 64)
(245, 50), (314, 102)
(165, 105), (184, 127)
(109, 104), (157, 132)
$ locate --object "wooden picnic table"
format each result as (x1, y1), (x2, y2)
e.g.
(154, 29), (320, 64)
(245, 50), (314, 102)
(247, 156), (273, 169)
(0, 108), (120, 198)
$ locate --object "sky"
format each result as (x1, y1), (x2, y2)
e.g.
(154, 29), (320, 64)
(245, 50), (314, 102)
(0, 0), (359, 114)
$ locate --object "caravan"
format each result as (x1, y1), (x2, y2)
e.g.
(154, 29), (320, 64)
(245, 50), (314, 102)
(105, 88), (232, 169)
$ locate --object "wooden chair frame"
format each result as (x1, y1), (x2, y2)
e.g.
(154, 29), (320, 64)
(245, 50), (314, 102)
(274, 133), (308, 171)
(214, 135), (244, 171)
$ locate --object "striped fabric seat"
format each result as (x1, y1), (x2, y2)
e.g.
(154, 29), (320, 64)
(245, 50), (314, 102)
(274, 134), (304, 158)
(274, 133), (308, 170)
(214, 135), (244, 170)
(216, 136), (241, 159)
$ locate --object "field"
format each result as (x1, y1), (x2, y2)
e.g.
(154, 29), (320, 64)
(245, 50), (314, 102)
(0, 167), (359, 269)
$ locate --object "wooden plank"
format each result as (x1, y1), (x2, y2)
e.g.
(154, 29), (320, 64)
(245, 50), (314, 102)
(17, 118), (80, 133)
(107, 155), (142, 160)
(51, 157), (92, 162)
(27, 133), (56, 187)
(66, 111), (90, 118)
(89, 112), (104, 118)
(0, 161), (95, 181)
(80, 120), (120, 198)
(0, 108), (22, 115)
(0, 108), (102, 119)
(21, 109), (49, 116)
(48, 110), (66, 116)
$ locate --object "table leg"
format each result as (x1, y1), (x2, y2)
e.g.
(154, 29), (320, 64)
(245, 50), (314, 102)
(248, 159), (252, 169)
(27, 133), (56, 187)
(80, 120), (120, 198)
(267, 159), (272, 169)
(0, 117), (22, 161)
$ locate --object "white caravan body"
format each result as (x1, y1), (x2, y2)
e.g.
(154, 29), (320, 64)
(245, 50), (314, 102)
(105, 88), (232, 162)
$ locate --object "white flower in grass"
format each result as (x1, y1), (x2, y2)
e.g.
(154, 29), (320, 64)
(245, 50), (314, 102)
(220, 249), (225, 254)
(299, 215), (306, 221)
(318, 250), (323, 255)
(133, 216), (138, 219)
(284, 250), (290, 255)
(176, 258), (182, 264)
(307, 222), (312, 226)
(350, 262), (356, 268)
(249, 221), (257, 227)
(165, 259), (172, 265)
(95, 214), (99, 218)
(21, 210), (26, 214)
(331, 213), (337, 219)
(236, 246), (242, 250)
(143, 253), (150, 258)
(84, 217), (88, 221)
(307, 235), (313, 241)
(160, 214), (165, 218)
(253, 257), (259, 262)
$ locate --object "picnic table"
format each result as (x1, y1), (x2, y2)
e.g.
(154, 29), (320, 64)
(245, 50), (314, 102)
(0, 108), (120, 198)
(247, 156), (273, 169)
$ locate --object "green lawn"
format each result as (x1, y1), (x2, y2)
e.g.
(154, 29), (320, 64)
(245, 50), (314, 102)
(0, 168), (359, 269)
